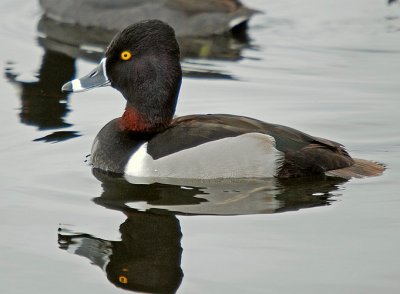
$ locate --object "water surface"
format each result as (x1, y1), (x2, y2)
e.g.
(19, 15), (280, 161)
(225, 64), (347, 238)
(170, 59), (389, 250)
(1, 0), (400, 293)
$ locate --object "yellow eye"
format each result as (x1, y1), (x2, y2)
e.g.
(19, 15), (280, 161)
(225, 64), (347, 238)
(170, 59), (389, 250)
(120, 51), (132, 61)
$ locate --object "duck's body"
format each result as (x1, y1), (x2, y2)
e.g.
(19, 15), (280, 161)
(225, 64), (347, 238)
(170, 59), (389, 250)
(62, 20), (384, 180)
(91, 114), (356, 179)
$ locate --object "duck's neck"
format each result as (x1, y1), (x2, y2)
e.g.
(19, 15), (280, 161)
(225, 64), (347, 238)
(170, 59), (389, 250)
(119, 103), (172, 133)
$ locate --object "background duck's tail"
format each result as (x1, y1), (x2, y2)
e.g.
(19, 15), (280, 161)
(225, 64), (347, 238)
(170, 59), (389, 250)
(325, 159), (385, 179)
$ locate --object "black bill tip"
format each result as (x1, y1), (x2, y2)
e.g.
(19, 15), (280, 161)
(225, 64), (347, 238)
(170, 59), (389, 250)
(61, 81), (73, 93)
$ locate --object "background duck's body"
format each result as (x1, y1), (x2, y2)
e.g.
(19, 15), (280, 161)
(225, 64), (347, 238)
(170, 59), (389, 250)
(40, 0), (257, 37)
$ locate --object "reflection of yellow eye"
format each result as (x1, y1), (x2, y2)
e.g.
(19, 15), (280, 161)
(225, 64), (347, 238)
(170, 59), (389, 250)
(120, 51), (132, 61)
(119, 275), (128, 284)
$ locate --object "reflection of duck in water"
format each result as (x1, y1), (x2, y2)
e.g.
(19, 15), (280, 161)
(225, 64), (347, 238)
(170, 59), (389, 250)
(59, 210), (183, 293)
(5, 50), (80, 142)
(95, 170), (352, 215)
(59, 170), (346, 293)
(5, 50), (74, 130)
(92, 169), (347, 215)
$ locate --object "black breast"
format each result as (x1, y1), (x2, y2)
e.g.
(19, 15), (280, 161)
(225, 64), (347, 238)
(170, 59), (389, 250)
(90, 118), (152, 174)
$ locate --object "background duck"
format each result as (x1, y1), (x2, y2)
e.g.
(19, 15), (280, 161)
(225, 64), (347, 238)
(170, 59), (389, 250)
(40, 0), (258, 37)
(39, 0), (259, 63)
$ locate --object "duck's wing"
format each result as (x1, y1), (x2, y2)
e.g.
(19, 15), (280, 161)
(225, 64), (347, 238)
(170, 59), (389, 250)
(147, 114), (363, 178)
(148, 114), (346, 157)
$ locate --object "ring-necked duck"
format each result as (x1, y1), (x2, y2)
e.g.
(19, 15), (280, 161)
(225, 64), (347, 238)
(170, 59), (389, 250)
(62, 20), (384, 180)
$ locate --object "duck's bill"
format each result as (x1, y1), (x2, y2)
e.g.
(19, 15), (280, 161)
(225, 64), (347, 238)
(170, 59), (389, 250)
(61, 58), (110, 93)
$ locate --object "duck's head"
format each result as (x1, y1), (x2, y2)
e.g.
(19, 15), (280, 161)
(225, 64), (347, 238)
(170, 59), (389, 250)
(62, 20), (182, 133)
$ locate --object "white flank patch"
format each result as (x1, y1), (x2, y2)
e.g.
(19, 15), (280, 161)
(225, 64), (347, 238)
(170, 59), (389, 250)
(125, 142), (152, 176)
(124, 133), (283, 181)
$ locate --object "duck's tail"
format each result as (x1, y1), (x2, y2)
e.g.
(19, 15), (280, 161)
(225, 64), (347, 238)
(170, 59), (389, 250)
(325, 159), (385, 179)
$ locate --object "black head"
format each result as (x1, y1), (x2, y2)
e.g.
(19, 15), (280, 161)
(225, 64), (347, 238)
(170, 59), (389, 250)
(105, 20), (182, 104)
(62, 20), (182, 132)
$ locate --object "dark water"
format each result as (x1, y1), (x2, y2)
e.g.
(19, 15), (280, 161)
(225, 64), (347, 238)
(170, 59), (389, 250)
(1, 0), (400, 293)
